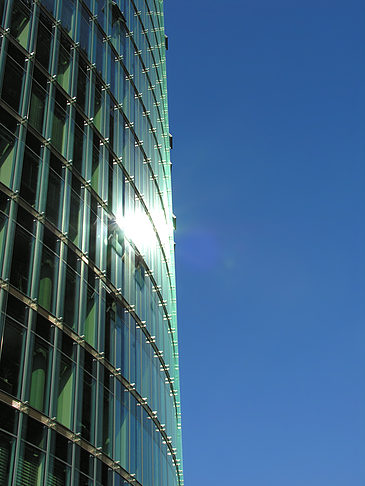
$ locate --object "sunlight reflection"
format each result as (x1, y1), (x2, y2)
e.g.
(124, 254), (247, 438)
(115, 207), (155, 251)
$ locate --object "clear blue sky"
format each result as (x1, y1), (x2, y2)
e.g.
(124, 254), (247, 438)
(165, 1), (365, 485)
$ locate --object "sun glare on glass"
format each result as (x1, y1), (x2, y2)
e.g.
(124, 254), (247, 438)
(115, 208), (156, 251)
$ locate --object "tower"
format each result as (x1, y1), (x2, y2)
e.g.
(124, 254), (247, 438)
(0, 0), (183, 484)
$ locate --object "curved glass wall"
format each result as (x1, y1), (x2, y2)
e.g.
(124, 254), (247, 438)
(0, 0), (183, 484)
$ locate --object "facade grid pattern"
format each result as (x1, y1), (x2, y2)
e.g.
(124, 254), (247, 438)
(0, 0), (183, 484)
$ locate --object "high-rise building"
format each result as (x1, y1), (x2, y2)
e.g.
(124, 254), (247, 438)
(0, 0), (183, 484)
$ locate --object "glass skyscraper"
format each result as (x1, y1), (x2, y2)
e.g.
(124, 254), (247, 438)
(0, 0), (183, 484)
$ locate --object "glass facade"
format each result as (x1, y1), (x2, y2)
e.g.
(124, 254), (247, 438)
(0, 0), (183, 485)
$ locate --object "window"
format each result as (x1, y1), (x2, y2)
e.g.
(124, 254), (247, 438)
(91, 134), (101, 191)
(10, 0), (31, 49)
(20, 133), (42, 206)
(104, 294), (116, 363)
(0, 432), (15, 484)
(45, 154), (64, 227)
(51, 91), (68, 155)
(0, 110), (17, 187)
(47, 456), (70, 486)
(95, 27), (104, 77)
(68, 175), (82, 245)
(55, 345), (75, 428)
(93, 80), (103, 132)
(0, 402), (18, 436)
(28, 335), (52, 412)
(35, 14), (53, 70)
(0, 0), (5, 26)
(84, 271), (98, 347)
(28, 67), (48, 134)
(1, 44), (25, 112)
(15, 441), (45, 485)
(6, 294), (28, 326)
(60, 0), (76, 35)
(79, 370), (96, 443)
(0, 191), (10, 270)
(10, 223), (34, 294)
(135, 254), (145, 289)
(76, 58), (88, 114)
(42, 0), (55, 14)
(50, 431), (71, 464)
(35, 313), (54, 343)
(96, 0), (106, 30)
(111, 2), (126, 27)
(107, 153), (114, 212)
(79, 6), (91, 56)
(101, 384), (113, 455)
(0, 319), (26, 397)
(72, 113), (85, 174)
(23, 417), (46, 449)
(38, 228), (59, 312)
(63, 248), (80, 329)
(88, 196), (98, 263)
(57, 34), (72, 92)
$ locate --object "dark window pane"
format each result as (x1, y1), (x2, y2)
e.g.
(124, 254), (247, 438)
(93, 82), (102, 132)
(63, 263), (78, 328)
(57, 34), (72, 91)
(0, 319), (26, 397)
(0, 190), (9, 214)
(80, 348), (95, 377)
(79, 7), (90, 55)
(72, 113), (85, 173)
(76, 58), (87, 113)
(76, 471), (92, 486)
(80, 372), (95, 442)
(91, 134), (100, 191)
(59, 333), (74, 359)
(88, 196), (98, 262)
(38, 245), (58, 312)
(107, 155), (113, 212)
(43, 226), (59, 253)
(35, 15), (52, 69)
(29, 336), (51, 412)
(0, 402), (18, 435)
(60, 0), (75, 34)
(105, 295), (116, 362)
(20, 133), (41, 205)
(23, 416), (46, 449)
(10, 0), (31, 48)
(55, 352), (74, 428)
(1, 45), (25, 112)
(95, 28), (104, 77)
(0, 432), (15, 485)
(10, 225), (33, 294)
(42, 0), (55, 15)
(16, 206), (35, 234)
(0, 118), (17, 187)
(6, 294), (27, 325)
(35, 313), (53, 342)
(102, 389), (112, 455)
(50, 431), (71, 463)
(68, 176), (81, 245)
(16, 442), (45, 485)
(78, 447), (92, 475)
(28, 68), (47, 134)
(47, 456), (70, 485)
(51, 92), (67, 154)
(96, 0), (106, 30)
(45, 156), (63, 226)
(0, 0), (5, 26)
